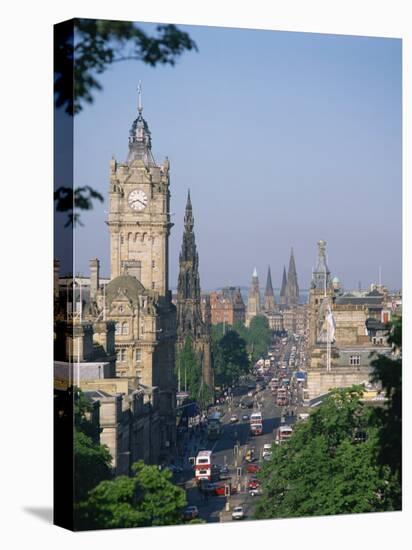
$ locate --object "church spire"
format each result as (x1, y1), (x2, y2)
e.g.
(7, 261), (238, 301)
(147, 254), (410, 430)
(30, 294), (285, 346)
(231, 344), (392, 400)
(279, 266), (287, 307)
(184, 189), (194, 232)
(264, 266), (276, 312)
(286, 247), (299, 306)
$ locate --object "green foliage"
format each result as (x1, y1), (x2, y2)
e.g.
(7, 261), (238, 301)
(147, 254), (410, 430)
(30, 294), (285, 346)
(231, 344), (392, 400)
(54, 19), (196, 226)
(54, 186), (104, 227)
(74, 430), (112, 504)
(255, 387), (400, 519)
(213, 329), (250, 388)
(247, 315), (272, 362)
(74, 388), (112, 503)
(370, 317), (402, 498)
(75, 461), (187, 530)
(176, 336), (202, 401)
(55, 19), (197, 115)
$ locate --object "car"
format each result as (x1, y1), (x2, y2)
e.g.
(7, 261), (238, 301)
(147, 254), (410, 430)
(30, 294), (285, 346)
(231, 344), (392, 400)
(263, 453), (272, 461)
(242, 413), (249, 421)
(249, 479), (260, 490)
(182, 506), (199, 521)
(232, 506), (245, 520)
(230, 414), (238, 423)
(263, 443), (272, 452)
(246, 463), (260, 474)
(249, 487), (261, 496)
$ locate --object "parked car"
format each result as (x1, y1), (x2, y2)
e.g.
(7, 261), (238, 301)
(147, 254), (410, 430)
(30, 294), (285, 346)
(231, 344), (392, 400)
(242, 413), (249, 421)
(249, 479), (260, 490)
(246, 463), (260, 474)
(249, 487), (261, 496)
(182, 506), (199, 521)
(232, 506), (245, 520)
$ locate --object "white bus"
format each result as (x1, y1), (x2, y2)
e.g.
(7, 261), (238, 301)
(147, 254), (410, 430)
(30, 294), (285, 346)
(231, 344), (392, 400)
(194, 450), (213, 481)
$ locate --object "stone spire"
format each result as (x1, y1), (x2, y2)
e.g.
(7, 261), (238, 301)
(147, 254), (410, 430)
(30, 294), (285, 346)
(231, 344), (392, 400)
(279, 266), (287, 306)
(178, 190), (201, 307)
(286, 247), (299, 306)
(176, 191), (213, 389)
(311, 240), (331, 292)
(127, 81), (156, 165)
(247, 268), (261, 325)
(264, 266), (276, 312)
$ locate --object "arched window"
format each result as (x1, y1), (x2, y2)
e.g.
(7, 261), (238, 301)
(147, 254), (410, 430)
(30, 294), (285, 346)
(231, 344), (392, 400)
(115, 322), (121, 335)
(122, 322), (129, 335)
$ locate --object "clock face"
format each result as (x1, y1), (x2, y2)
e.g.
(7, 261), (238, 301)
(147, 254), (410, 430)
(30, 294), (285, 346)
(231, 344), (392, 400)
(128, 189), (148, 211)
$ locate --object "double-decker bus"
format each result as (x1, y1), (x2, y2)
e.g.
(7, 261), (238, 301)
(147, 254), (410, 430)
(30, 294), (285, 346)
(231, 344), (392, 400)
(250, 411), (263, 436)
(194, 450), (213, 481)
(275, 425), (293, 445)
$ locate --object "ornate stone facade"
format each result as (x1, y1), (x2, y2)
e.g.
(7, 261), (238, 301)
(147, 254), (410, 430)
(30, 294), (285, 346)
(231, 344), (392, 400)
(176, 192), (213, 390)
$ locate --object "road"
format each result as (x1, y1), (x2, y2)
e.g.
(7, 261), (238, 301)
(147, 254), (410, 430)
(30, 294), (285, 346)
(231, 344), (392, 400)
(181, 384), (295, 523)
(174, 334), (308, 523)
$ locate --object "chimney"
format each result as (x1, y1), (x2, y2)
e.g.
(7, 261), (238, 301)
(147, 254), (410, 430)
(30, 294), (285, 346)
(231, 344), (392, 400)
(90, 258), (100, 301)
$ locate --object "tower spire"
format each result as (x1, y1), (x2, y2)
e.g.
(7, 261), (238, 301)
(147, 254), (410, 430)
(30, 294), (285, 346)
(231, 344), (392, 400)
(264, 265), (276, 312)
(286, 246), (299, 306)
(137, 80), (143, 113)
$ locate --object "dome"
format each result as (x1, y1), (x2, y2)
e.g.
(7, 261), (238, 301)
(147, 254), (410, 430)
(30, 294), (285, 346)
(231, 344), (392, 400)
(105, 275), (146, 306)
(332, 276), (340, 284)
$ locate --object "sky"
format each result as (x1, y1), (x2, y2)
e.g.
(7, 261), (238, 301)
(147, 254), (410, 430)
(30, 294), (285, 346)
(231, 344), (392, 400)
(70, 23), (402, 292)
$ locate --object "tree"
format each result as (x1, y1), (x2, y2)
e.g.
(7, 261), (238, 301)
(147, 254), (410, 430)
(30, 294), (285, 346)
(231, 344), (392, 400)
(55, 19), (197, 115)
(54, 19), (197, 225)
(176, 336), (202, 401)
(74, 388), (112, 503)
(255, 387), (399, 520)
(75, 461), (187, 530)
(370, 317), (402, 505)
(247, 315), (272, 362)
(213, 330), (250, 388)
(74, 431), (112, 504)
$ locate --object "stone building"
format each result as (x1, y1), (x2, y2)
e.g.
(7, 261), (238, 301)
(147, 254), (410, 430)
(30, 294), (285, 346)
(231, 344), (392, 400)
(206, 287), (246, 326)
(176, 191), (213, 390)
(306, 239), (393, 397)
(246, 268), (261, 326)
(54, 90), (178, 461)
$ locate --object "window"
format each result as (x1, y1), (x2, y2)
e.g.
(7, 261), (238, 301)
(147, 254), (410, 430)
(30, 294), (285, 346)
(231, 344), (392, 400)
(116, 349), (126, 362)
(152, 260), (155, 268)
(122, 322), (129, 335)
(136, 349), (142, 363)
(115, 323), (121, 335)
(349, 355), (361, 366)
(152, 282), (155, 289)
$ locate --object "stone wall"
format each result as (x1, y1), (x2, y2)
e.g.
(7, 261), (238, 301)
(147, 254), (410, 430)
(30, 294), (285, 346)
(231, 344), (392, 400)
(306, 366), (372, 399)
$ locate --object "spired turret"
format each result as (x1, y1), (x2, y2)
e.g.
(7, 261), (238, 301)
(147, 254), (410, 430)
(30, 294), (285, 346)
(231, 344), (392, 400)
(279, 266), (287, 306)
(176, 191), (213, 390)
(286, 247), (299, 306)
(264, 266), (276, 312)
(247, 267), (261, 326)
(127, 81), (156, 166)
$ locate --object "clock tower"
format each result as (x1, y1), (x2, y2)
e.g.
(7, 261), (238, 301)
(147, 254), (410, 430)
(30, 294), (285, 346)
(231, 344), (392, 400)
(108, 86), (171, 295)
(104, 86), (177, 459)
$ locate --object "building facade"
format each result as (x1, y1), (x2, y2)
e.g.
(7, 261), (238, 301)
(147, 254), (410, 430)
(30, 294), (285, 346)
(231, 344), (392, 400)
(206, 287), (246, 326)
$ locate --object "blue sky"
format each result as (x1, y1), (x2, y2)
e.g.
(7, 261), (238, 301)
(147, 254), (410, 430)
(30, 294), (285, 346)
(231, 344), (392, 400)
(71, 23), (402, 291)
